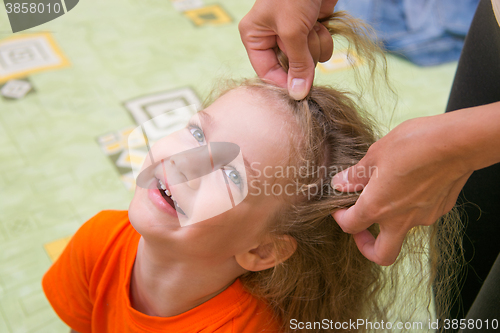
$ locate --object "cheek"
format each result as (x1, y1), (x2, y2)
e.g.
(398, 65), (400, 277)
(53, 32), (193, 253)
(229, 200), (269, 235)
(128, 192), (150, 234)
(128, 188), (144, 218)
(181, 173), (240, 224)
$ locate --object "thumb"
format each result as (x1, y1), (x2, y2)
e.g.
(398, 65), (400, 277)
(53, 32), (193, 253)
(278, 33), (315, 100)
(331, 162), (371, 193)
(287, 59), (315, 101)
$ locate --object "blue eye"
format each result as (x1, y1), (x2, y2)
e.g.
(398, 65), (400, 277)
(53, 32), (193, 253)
(224, 169), (241, 186)
(190, 127), (205, 144)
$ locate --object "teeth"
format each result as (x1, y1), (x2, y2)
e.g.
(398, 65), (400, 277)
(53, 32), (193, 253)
(157, 177), (181, 212)
(157, 178), (172, 197)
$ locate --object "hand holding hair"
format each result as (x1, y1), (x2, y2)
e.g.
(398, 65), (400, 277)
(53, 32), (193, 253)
(332, 102), (500, 266)
(239, 0), (338, 100)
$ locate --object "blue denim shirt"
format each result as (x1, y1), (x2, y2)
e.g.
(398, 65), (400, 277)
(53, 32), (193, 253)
(336, 0), (480, 66)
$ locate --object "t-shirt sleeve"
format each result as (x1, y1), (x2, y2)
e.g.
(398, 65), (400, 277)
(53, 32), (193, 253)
(42, 211), (112, 333)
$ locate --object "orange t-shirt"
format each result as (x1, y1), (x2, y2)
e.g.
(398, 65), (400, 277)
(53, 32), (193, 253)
(42, 210), (281, 333)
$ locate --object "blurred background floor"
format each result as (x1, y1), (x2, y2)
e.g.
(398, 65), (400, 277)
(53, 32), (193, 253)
(0, 0), (457, 332)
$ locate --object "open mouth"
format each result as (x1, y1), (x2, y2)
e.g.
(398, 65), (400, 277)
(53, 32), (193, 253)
(156, 178), (186, 216)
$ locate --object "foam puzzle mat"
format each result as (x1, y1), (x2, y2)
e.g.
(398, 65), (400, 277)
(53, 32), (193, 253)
(0, 0), (458, 331)
(0, 33), (70, 83)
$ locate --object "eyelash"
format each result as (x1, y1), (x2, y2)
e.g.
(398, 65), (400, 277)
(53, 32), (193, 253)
(188, 124), (205, 145)
(223, 167), (243, 190)
(187, 120), (244, 191)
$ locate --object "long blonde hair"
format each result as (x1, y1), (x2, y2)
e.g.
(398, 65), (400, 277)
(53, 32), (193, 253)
(212, 11), (463, 333)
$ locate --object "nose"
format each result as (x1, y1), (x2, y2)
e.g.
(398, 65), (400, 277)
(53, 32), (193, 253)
(168, 145), (211, 188)
(168, 157), (203, 190)
(168, 142), (241, 187)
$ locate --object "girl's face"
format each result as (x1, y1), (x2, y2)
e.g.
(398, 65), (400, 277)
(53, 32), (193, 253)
(129, 88), (294, 262)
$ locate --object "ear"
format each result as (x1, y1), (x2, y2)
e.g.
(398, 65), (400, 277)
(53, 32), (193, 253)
(235, 235), (297, 272)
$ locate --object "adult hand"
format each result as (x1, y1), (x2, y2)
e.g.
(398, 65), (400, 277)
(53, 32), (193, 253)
(331, 110), (483, 266)
(239, 0), (338, 100)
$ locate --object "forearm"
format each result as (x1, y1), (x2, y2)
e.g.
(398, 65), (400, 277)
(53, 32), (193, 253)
(444, 101), (500, 172)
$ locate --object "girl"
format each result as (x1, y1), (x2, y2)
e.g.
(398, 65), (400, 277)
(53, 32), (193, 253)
(43, 12), (460, 333)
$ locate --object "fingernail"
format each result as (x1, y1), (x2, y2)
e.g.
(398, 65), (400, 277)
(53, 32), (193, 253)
(335, 170), (348, 183)
(341, 170), (349, 183)
(289, 78), (306, 100)
(313, 23), (321, 32)
(332, 183), (343, 191)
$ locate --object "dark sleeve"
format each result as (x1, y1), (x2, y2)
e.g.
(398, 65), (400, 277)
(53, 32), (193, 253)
(443, 0), (500, 323)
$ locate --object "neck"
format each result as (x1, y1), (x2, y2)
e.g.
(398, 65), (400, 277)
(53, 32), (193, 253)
(130, 237), (245, 317)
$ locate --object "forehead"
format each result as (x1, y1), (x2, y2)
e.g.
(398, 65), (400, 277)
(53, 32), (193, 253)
(202, 88), (294, 174)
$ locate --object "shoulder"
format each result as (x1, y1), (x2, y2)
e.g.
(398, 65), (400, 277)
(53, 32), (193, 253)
(42, 210), (133, 332)
(72, 210), (134, 265)
(232, 295), (281, 333)
(78, 210), (130, 238)
(210, 280), (282, 333)
(52, 210), (134, 279)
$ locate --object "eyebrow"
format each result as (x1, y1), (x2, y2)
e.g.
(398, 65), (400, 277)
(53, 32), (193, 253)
(197, 109), (213, 126)
(242, 155), (257, 178)
(197, 109), (257, 179)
